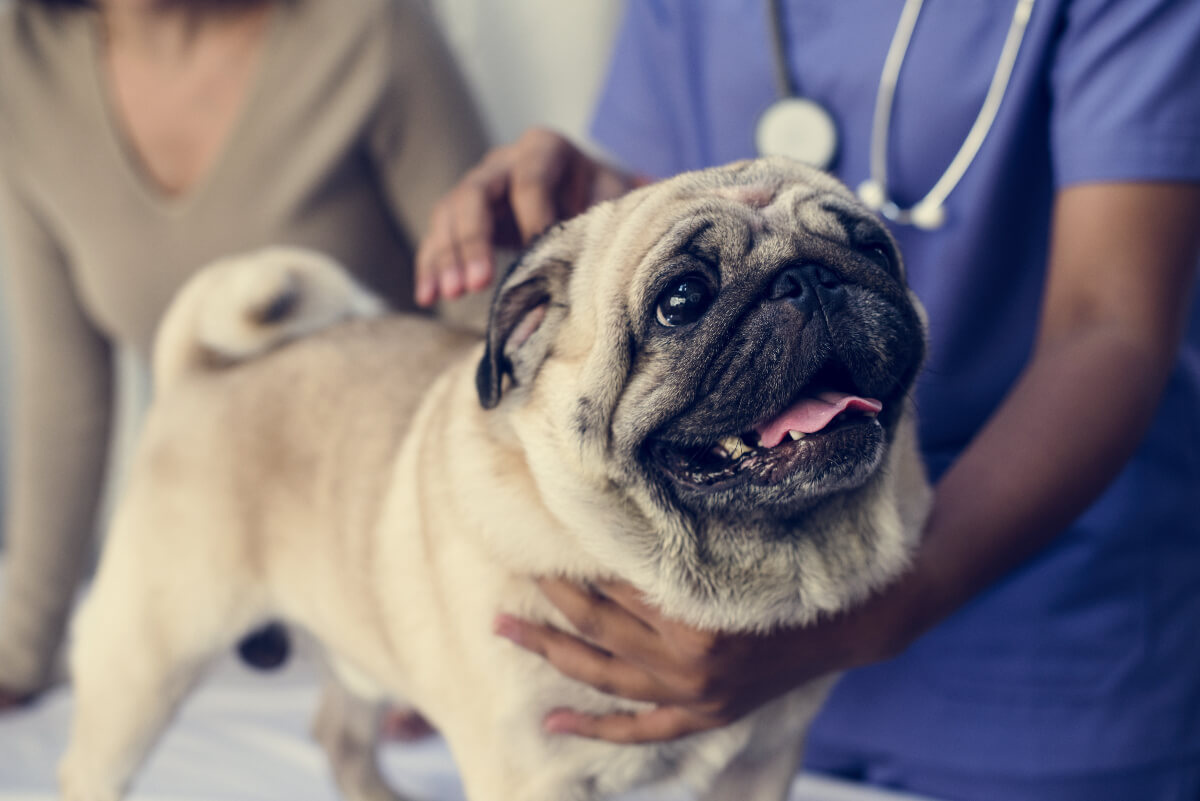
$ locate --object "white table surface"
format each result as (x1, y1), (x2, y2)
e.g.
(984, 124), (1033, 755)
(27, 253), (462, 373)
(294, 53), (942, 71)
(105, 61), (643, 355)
(0, 650), (951, 801)
(0, 547), (946, 801)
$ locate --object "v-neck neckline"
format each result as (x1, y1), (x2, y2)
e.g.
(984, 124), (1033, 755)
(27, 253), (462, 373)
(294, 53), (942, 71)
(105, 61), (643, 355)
(81, 4), (284, 217)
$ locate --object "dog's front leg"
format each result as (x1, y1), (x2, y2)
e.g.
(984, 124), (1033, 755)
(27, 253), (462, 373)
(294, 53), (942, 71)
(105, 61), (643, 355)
(445, 724), (598, 801)
(698, 679), (836, 801)
(460, 769), (597, 801)
(697, 731), (805, 801)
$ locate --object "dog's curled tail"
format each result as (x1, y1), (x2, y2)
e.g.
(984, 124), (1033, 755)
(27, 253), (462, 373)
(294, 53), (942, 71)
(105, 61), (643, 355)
(153, 246), (385, 393)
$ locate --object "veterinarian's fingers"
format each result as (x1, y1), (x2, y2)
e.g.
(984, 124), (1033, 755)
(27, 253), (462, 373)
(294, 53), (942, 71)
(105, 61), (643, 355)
(461, 249), (494, 293)
(415, 200), (458, 306)
(537, 578), (660, 651)
(543, 706), (721, 744)
(590, 581), (669, 631)
(439, 177), (504, 301)
(417, 147), (521, 306)
(450, 168), (507, 293)
(437, 256), (466, 301)
(417, 186), (480, 306)
(509, 145), (569, 244)
(494, 615), (667, 702)
(581, 580), (735, 682)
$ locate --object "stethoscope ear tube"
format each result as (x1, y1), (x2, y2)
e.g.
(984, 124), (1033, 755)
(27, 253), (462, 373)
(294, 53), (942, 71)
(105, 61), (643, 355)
(757, 0), (1037, 230)
(755, 0), (839, 170)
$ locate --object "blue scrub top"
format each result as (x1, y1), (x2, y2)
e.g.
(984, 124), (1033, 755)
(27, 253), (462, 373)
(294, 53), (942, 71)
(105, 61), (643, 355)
(591, 0), (1200, 775)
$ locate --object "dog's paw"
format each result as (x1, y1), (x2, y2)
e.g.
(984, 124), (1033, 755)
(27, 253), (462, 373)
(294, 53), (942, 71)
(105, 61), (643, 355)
(58, 760), (121, 801)
(57, 781), (119, 801)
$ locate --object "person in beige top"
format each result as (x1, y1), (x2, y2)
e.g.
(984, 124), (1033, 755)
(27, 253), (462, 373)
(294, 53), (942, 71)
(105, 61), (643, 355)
(0, 0), (487, 706)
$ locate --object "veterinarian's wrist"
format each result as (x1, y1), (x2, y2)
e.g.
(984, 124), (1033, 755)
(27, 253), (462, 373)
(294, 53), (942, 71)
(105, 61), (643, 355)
(854, 568), (945, 667)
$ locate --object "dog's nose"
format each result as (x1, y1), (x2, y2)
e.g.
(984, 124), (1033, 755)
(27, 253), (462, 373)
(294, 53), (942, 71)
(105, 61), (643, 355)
(767, 262), (845, 312)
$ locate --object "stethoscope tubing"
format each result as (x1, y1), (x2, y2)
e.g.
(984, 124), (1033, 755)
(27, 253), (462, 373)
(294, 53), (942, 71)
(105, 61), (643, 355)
(761, 0), (1037, 229)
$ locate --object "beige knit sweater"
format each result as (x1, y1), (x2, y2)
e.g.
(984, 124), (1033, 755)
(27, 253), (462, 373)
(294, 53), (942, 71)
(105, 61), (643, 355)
(0, 0), (486, 693)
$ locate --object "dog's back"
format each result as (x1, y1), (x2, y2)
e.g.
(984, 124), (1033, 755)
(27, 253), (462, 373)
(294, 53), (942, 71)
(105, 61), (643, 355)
(59, 248), (480, 801)
(140, 245), (480, 595)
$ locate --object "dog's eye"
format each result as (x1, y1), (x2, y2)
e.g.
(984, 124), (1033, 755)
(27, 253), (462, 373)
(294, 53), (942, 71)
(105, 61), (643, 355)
(655, 275), (714, 327)
(865, 244), (893, 272)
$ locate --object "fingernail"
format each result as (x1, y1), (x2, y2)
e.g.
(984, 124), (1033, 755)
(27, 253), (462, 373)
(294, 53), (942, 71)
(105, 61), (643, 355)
(415, 277), (435, 307)
(465, 258), (491, 287)
(493, 614), (523, 645)
(543, 710), (578, 734)
(440, 267), (464, 298)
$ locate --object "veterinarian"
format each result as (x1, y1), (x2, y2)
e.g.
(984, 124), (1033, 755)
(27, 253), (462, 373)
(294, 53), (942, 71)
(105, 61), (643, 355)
(416, 1), (1200, 798)
(0, 0), (485, 709)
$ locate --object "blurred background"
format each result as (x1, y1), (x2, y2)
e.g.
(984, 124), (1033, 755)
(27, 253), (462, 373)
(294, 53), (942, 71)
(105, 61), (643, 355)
(0, 0), (623, 550)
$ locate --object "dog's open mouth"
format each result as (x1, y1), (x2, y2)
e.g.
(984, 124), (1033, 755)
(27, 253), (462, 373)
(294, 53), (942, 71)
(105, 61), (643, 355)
(650, 379), (886, 492)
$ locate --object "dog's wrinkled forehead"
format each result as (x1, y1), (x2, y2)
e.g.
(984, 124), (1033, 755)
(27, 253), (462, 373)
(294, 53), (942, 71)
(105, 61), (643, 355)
(709, 177), (861, 243)
(627, 168), (876, 283)
(574, 158), (891, 313)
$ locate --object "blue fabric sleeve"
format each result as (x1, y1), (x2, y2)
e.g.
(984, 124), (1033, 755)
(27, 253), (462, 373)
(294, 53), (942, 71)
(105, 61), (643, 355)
(1051, 0), (1200, 186)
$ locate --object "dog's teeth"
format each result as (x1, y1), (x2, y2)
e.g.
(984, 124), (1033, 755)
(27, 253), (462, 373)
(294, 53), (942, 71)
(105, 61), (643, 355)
(717, 436), (752, 460)
(788, 430), (806, 441)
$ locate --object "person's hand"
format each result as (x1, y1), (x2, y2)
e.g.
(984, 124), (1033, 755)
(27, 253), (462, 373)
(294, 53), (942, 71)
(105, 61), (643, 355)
(414, 127), (644, 307)
(493, 577), (928, 744)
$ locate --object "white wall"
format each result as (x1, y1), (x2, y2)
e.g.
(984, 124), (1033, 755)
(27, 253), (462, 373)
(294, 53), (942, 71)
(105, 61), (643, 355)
(427, 0), (622, 148)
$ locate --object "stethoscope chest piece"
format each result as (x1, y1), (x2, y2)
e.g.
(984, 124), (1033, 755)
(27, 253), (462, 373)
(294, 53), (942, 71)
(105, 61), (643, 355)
(755, 96), (838, 170)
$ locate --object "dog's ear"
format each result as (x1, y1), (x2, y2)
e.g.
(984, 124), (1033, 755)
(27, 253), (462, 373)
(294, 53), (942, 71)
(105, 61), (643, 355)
(476, 223), (580, 409)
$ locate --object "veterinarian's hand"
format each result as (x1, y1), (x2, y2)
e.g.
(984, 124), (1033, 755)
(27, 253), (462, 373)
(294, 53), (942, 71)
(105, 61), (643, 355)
(493, 578), (926, 744)
(414, 127), (645, 307)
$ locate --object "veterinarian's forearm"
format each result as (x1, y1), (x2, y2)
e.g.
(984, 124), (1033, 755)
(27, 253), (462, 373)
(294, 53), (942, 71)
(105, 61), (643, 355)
(902, 325), (1178, 638)
(893, 182), (1200, 646)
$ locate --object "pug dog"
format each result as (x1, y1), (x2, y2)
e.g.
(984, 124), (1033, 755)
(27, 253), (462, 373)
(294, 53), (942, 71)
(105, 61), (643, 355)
(59, 157), (930, 801)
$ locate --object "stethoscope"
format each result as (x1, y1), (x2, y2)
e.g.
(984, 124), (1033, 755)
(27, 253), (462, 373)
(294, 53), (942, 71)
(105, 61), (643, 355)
(756, 0), (1036, 230)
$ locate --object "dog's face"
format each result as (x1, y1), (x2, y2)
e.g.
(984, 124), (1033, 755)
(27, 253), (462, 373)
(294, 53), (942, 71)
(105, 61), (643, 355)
(477, 158), (928, 629)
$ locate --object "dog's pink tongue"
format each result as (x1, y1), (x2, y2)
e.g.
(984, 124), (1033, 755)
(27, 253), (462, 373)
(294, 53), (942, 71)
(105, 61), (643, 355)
(755, 392), (883, 448)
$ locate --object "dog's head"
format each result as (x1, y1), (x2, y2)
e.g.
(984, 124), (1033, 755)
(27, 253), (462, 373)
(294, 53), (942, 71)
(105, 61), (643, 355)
(477, 158), (929, 630)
